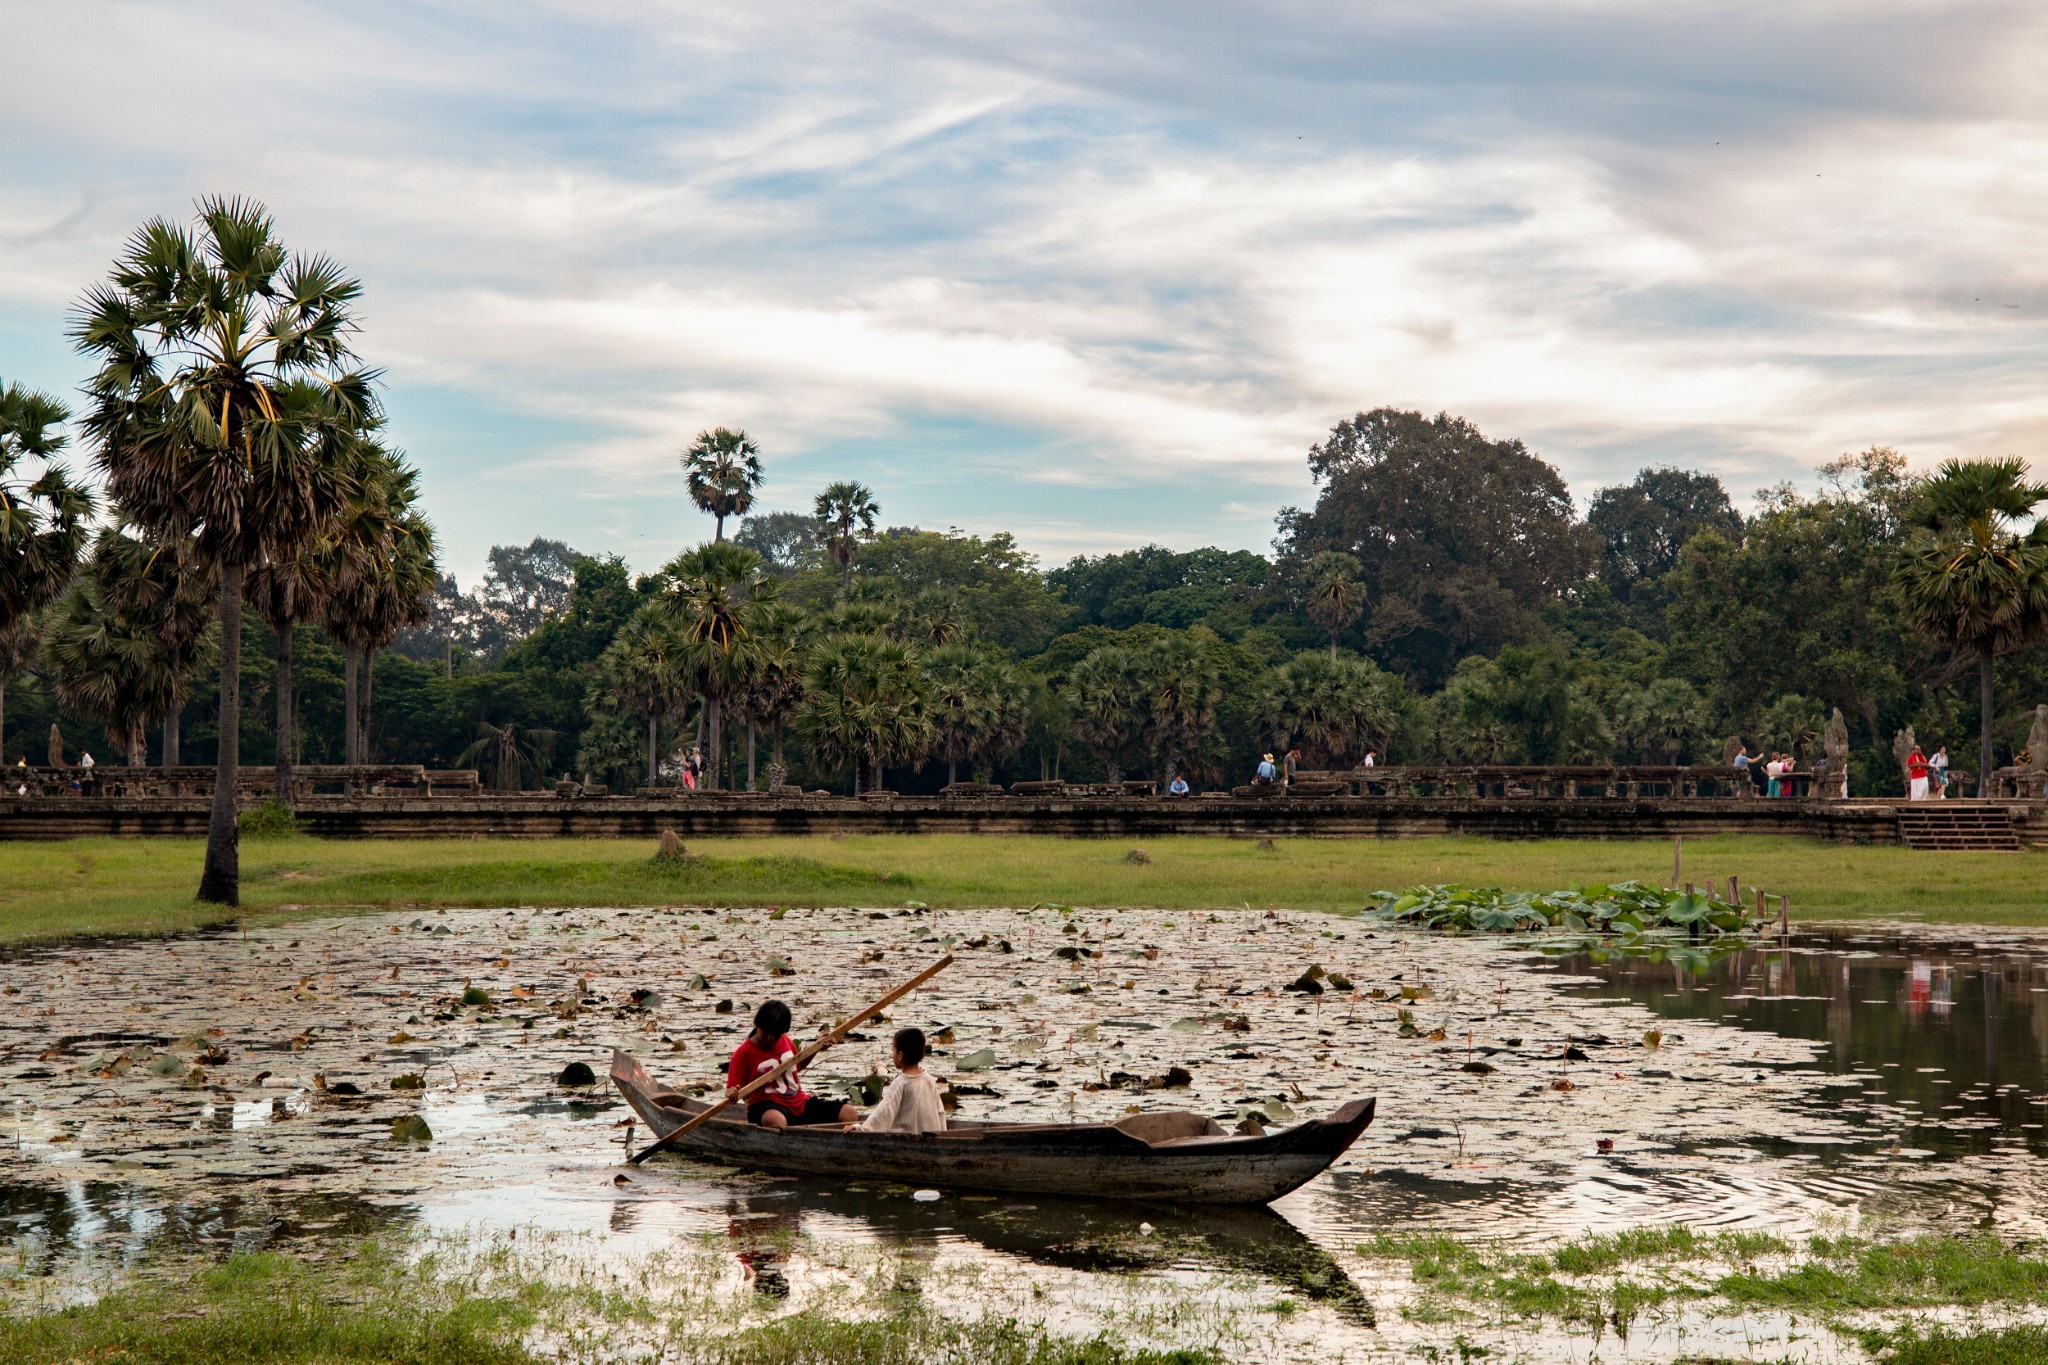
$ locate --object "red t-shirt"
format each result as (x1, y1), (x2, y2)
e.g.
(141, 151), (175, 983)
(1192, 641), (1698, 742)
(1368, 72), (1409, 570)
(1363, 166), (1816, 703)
(727, 1033), (809, 1112)
(1907, 751), (1928, 780)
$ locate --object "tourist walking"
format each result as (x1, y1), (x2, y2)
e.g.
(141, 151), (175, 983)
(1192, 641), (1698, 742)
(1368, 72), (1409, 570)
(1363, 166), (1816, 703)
(1282, 748), (1301, 786)
(1931, 746), (1949, 799)
(1906, 744), (1929, 801)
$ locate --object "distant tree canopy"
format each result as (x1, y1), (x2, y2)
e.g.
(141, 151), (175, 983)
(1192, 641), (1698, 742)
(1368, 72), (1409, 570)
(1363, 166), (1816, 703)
(1588, 467), (1742, 607)
(1276, 408), (1598, 686)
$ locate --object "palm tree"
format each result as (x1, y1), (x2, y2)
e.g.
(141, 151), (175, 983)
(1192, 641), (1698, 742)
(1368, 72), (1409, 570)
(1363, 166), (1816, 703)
(1610, 676), (1710, 764)
(735, 599), (809, 789)
(665, 541), (775, 789)
(681, 427), (764, 542)
(86, 522), (217, 766)
(45, 576), (181, 766)
(248, 536), (324, 797)
(1258, 652), (1397, 768)
(73, 198), (372, 904)
(925, 642), (1005, 786)
(0, 619), (37, 765)
(1897, 457), (2048, 786)
(315, 447), (437, 766)
(813, 481), (878, 591)
(2, 379), (94, 756)
(1138, 635), (1222, 784)
(598, 602), (692, 787)
(794, 632), (931, 792)
(1304, 551), (1366, 661)
(457, 720), (560, 791)
(1067, 646), (1149, 785)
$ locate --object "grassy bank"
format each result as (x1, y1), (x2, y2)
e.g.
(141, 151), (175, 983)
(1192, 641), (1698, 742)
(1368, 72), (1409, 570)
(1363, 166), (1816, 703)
(0, 1239), (1211, 1365)
(0, 831), (2042, 944)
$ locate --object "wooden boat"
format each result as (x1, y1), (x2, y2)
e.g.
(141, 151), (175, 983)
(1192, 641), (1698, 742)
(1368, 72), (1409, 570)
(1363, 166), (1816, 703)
(610, 1050), (1376, 1206)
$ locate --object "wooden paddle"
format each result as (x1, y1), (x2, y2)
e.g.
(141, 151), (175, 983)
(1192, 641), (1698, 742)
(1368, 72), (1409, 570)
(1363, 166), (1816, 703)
(628, 953), (955, 1164)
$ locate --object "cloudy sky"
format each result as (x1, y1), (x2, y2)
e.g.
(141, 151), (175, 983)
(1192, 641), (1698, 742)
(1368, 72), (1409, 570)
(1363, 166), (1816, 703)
(4, 2), (2045, 583)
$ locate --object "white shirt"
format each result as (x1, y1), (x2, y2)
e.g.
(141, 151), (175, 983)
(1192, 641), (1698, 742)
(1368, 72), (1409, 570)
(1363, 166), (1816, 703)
(79, 753), (94, 769)
(1362, 754), (1376, 766)
(855, 1071), (947, 1134)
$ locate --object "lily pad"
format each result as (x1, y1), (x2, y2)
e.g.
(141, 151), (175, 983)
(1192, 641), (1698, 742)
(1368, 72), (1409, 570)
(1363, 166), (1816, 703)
(955, 1048), (997, 1071)
(389, 1114), (433, 1143)
(557, 1061), (597, 1086)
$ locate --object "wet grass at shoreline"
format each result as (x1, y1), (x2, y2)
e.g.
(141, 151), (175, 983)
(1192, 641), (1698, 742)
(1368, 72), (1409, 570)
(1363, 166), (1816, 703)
(0, 831), (2044, 944)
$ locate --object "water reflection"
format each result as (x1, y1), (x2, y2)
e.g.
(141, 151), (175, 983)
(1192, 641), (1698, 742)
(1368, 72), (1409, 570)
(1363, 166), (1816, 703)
(1547, 928), (2048, 1156)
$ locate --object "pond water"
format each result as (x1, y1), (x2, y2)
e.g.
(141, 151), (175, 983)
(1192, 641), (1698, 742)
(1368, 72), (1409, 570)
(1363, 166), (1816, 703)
(5, 905), (2045, 1361)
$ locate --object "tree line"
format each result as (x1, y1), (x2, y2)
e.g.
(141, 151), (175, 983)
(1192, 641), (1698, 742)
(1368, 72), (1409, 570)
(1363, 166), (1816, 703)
(6, 201), (2048, 906)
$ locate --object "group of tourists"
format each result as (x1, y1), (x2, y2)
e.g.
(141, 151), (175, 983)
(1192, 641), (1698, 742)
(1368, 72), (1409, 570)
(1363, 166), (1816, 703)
(1732, 744), (1805, 797)
(726, 1000), (945, 1135)
(1904, 744), (1951, 801)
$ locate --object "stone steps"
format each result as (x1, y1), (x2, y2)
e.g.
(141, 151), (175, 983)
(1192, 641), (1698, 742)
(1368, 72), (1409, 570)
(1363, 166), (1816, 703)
(1895, 804), (2023, 851)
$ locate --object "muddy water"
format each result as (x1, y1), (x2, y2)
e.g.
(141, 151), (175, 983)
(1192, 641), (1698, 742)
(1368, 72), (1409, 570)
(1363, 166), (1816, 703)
(1, 905), (2037, 1361)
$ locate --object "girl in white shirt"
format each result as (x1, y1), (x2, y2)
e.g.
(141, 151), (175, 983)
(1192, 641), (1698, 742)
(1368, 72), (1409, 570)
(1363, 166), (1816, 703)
(850, 1028), (947, 1135)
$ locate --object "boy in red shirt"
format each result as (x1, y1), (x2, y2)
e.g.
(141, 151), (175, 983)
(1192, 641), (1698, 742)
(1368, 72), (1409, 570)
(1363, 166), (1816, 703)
(727, 1000), (859, 1130)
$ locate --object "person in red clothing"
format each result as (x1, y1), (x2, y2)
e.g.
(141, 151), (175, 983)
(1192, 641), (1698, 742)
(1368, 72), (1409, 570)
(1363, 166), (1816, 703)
(1906, 745), (1930, 801)
(727, 1000), (859, 1130)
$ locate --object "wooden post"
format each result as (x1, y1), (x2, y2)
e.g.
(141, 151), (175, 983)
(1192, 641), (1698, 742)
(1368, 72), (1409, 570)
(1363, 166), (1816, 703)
(1755, 887), (1767, 922)
(1685, 882), (1694, 897)
(1672, 835), (1682, 889)
(1779, 893), (1789, 935)
(1729, 875), (1739, 903)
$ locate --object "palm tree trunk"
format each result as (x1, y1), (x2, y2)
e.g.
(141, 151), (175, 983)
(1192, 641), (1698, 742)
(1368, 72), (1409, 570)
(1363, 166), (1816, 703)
(706, 695), (722, 791)
(0, 677), (7, 767)
(274, 624), (294, 804)
(163, 705), (180, 767)
(342, 646), (360, 771)
(646, 711), (658, 788)
(747, 720), (757, 790)
(841, 555), (852, 592)
(873, 757), (884, 791)
(947, 757), (957, 786)
(359, 649), (375, 764)
(126, 725), (146, 768)
(198, 564), (242, 906)
(714, 512), (726, 542)
(1980, 640), (1997, 792)
(1329, 631), (1339, 663)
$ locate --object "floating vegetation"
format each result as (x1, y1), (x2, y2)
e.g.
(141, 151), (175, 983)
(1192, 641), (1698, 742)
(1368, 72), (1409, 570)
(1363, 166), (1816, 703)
(1367, 881), (1756, 937)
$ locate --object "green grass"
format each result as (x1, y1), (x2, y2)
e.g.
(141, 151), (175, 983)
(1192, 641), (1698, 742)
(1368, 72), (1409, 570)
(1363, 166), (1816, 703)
(1868, 1325), (2048, 1365)
(1, 831), (2044, 944)
(0, 1241), (1217, 1365)
(1720, 1234), (2048, 1310)
(0, 1244), (540, 1365)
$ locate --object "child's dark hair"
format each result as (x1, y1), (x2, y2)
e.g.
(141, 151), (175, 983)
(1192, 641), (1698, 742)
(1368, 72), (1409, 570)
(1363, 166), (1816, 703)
(751, 1000), (792, 1041)
(893, 1027), (927, 1066)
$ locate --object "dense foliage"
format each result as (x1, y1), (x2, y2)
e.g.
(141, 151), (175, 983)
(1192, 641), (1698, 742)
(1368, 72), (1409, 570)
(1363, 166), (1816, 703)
(11, 294), (2048, 805)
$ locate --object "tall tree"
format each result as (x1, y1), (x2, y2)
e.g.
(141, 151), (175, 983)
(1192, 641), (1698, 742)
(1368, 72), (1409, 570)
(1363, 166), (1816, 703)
(1137, 633), (1222, 784)
(1258, 652), (1398, 767)
(45, 575), (180, 766)
(734, 599), (809, 788)
(794, 632), (930, 792)
(1, 379), (94, 757)
(75, 197), (371, 903)
(1067, 645), (1149, 784)
(664, 541), (775, 789)
(1587, 467), (1742, 606)
(813, 481), (878, 591)
(681, 427), (764, 542)
(596, 602), (691, 787)
(1277, 409), (1597, 685)
(87, 522), (217, 765)
(924, 642), (1014, 786)
(1302, 551), (1366, 660)
(1897, 457), (2048, 786)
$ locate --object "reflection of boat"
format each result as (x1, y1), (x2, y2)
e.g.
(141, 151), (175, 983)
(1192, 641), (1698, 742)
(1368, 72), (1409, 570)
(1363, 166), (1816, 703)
(611, 1051), (1375, 1206)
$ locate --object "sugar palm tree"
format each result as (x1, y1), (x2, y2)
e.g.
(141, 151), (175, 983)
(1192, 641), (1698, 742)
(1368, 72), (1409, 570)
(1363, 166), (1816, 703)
(1898, 457), (2048, 786)
(1067, 645), (1149, 785)
(314, 446), (436, 766)
(664, 541), (775, 788)
(794, 632), (931, 792)
(1139, 634), (1223, 783)
(88, 522), (218, 766)
(45, 576), (181, 766)
(735, 599), (809, 789)
(2, 379), (94, 756)
(813, 481), (878, 591)
(681, 427), (763, 542)
(73, 197), (372, 903)
(0, 618), (42, 765)
(1303, 551), (1366, 661)
(1258, 652), (1397, 767)
(598, 602), (692, 787)
(924, 642), (997, 786)
(457, 720), (560, 791)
